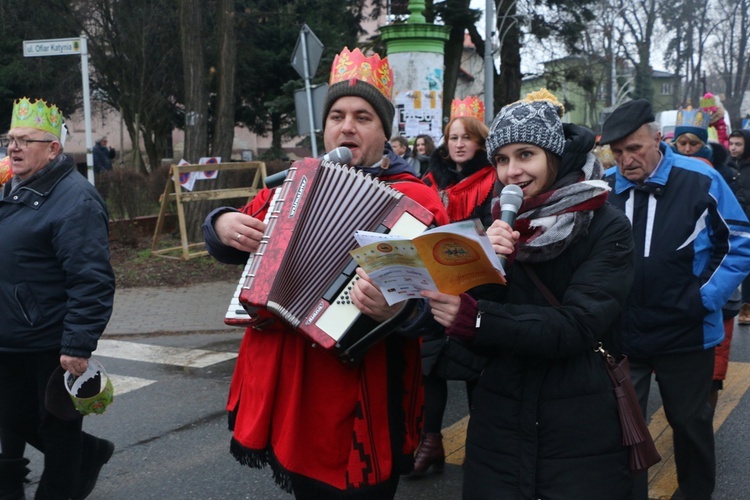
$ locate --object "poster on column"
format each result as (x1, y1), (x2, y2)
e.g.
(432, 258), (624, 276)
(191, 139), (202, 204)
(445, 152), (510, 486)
(395, 88), (443, 143)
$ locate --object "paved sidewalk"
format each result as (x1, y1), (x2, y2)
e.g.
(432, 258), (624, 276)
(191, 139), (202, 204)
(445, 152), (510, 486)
(104, 280), (241, 336)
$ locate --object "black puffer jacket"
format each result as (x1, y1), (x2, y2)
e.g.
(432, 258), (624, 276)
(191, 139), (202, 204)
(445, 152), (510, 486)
(465, 205), (634, 499)
(463, 127), (636, 499)
(730, 130), (750, 208)
(709, 142), (750, 219)
(0, 155), (114, 356)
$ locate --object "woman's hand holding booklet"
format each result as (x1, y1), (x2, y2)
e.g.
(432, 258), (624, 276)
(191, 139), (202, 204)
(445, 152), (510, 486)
(350, 219), (506, 305)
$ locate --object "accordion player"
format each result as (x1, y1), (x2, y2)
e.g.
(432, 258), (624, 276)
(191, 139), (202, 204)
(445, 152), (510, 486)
(207, 155), (450, 364)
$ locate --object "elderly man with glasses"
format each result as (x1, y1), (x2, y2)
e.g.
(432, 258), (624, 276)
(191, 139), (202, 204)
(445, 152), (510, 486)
(0, 98), (115, 500)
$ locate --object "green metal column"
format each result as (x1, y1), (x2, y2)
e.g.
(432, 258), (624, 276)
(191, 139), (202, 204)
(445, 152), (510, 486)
(380, 0), (450, 141)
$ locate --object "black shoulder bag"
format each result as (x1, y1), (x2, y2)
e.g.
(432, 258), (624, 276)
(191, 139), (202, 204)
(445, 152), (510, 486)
(521, 263), (661, 474)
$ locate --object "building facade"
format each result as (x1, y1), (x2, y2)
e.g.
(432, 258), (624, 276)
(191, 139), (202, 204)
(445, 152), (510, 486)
(520, 55), (681, 133)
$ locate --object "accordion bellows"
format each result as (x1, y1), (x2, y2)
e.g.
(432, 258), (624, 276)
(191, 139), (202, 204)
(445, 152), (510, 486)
(226, 157), (434, 363)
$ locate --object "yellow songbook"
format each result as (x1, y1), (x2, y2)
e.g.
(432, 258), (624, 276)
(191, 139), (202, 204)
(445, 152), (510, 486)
(350, 219), (506, 305)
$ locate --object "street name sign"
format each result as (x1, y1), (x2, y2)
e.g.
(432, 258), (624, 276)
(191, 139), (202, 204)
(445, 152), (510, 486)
(23, 38), (82, 57)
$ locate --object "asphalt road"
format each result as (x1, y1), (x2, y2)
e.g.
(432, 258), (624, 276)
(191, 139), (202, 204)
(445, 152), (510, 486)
(17, 325), (750, 499)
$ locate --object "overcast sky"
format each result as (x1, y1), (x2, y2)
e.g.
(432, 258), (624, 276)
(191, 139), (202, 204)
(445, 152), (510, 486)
(468, 0), (546, 74)
(466, 1), (668, 75)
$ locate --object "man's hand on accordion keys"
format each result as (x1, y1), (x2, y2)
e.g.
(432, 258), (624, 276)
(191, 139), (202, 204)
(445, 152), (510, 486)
(351, 267), (407, 323)
(215, 211), (267, 252)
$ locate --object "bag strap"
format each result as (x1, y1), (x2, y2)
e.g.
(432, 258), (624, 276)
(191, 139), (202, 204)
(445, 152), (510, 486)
(521, 263), (561, 307)
(522, 263), (617, 364)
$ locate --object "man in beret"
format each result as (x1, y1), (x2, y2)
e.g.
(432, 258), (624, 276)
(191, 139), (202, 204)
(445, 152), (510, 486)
(601, 99), (750, 500)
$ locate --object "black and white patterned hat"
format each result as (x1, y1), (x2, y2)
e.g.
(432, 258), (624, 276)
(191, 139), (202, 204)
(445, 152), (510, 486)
(486, 89), (565, 164)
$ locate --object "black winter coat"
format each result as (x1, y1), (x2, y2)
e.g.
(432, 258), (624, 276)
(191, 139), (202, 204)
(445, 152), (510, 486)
(730, 130), (750, 213)
(463, 202), (635, 499)
(0, 155), (114, 355)
(711, 143), (747, 209)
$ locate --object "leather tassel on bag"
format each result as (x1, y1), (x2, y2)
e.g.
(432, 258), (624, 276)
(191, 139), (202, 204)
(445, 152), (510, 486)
(596, 344), (662, 473)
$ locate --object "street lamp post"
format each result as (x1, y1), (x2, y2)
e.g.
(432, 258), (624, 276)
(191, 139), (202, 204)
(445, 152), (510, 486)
(611, 43), (617, 108)
(609, 5), (627, 108)
(484, 0), (495, 126)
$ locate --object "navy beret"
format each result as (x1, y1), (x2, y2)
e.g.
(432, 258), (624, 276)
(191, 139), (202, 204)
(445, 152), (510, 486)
(600, 99), (655, 145)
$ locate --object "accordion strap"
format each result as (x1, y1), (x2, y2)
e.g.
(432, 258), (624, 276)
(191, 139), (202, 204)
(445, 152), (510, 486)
(339, 299), (418, 365)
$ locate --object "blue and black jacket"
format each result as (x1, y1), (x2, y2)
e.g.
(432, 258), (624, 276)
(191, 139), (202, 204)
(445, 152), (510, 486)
(604, 143), (750, 357)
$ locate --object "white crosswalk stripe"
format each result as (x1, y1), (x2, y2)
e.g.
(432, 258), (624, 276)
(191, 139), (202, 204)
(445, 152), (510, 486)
(95, 339), (238, 368)
(108, 374), (156, 395)
(92, 339), (238, 396)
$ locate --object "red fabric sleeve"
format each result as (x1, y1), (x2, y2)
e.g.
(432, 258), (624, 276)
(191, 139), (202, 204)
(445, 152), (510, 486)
(386, 173), (450, 226)
(711, 119), (729, 148)
(238, 187), (274, 218)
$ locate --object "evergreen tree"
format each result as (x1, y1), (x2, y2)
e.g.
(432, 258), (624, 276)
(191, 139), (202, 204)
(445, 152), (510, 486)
(235, 0), (363, 157)
(0, 0), (82, 129)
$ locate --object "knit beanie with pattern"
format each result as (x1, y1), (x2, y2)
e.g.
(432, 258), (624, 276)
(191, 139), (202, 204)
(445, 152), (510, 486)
(674, 125), (708, 144)
(486, 89), (565, 164)
(323, 80), (395, 140)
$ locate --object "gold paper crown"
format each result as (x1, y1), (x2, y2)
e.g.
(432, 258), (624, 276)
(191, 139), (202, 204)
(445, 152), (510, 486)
(10, 98), (63, 137)
(450, 96), (485, 121)
(329, 47), (393, 100)
(596, 144), (615, 168)
(676, 106), (709, 129)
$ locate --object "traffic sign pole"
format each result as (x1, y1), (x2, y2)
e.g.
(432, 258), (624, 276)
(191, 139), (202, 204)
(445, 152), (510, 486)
(291, 25), (324, 158)
(80, 36), (95, 185)
(300, 27), (318, 157)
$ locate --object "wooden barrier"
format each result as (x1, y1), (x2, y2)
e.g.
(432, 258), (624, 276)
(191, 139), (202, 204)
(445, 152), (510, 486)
(151, 161), (267, 260)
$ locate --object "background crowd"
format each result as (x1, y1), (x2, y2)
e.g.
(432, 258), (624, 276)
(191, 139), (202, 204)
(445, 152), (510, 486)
(383, 86), (750, 500)
(4, 42), (750, 500)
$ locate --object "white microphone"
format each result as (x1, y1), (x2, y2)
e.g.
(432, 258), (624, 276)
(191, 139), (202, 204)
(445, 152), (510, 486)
(265, 147), (353, 188)
(499, 184), (524, 228)
(322, 146), (353, 164)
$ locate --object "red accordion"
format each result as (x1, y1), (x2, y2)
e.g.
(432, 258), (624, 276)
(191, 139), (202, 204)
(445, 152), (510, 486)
(224, 157), (434, 363)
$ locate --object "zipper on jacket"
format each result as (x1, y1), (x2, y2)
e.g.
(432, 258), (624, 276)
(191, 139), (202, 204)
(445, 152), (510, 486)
(14, 289), (34, 326)
(475, 310), (483, 328)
